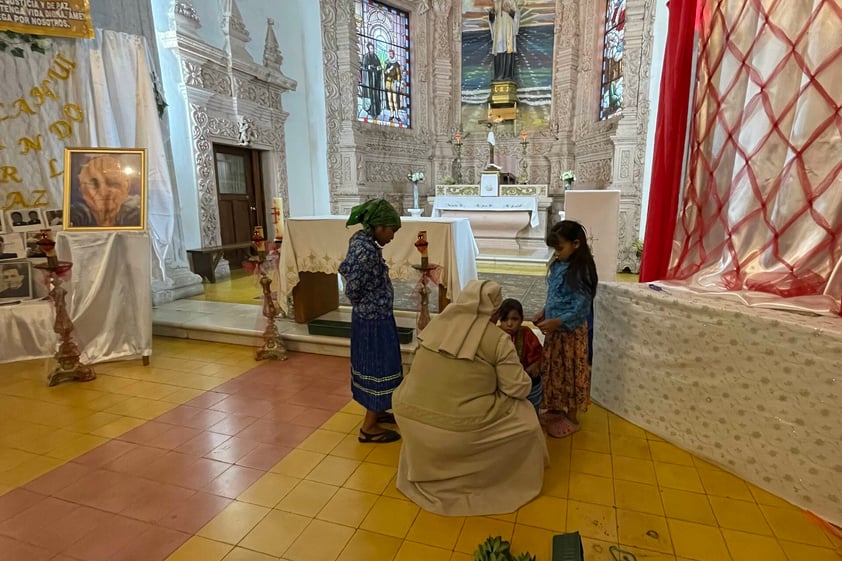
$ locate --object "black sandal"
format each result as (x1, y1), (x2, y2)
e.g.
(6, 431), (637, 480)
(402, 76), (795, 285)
(358, 428), (401, 443)
(377, 412), (397, 424)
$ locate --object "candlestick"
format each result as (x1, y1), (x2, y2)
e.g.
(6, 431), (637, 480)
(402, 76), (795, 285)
(272, 197), (284, 241)
(518, 134), (529, 185)
(248, 250), (288, 362)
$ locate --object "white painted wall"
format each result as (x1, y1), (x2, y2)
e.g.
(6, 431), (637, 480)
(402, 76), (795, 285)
(639, 0), (670, 240)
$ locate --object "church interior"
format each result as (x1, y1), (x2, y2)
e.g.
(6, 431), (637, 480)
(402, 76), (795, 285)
(0, 0), (840, 560)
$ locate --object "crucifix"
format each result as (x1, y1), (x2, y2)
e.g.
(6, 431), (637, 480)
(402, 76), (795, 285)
(478, 117), (504, 171)
(270, 205), (281, 224)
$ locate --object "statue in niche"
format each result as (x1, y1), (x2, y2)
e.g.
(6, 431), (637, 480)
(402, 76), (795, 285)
(488, 0), (521, 82)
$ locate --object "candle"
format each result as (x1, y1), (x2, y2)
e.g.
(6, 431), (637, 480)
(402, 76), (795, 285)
(520, 130), (527, 141)
(454, 132), (462, 143)
(272, 197), (284, 240)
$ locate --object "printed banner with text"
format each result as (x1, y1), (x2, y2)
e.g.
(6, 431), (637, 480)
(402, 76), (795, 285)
(0, 0), (92, 39)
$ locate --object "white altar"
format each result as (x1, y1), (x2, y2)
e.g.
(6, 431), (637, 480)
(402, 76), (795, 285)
(0, 231), (153, 365)
(564, 190), (621, 282)
(430, 184), (551, 255)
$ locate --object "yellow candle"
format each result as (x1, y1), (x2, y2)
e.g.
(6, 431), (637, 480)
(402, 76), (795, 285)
(273, 197), (284, 239)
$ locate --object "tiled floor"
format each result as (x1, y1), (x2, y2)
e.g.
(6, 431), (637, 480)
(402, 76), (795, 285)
(0, 339), (839, 561)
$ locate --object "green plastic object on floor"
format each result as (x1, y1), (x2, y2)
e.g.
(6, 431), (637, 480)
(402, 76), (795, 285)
(551, 532), (584, 561)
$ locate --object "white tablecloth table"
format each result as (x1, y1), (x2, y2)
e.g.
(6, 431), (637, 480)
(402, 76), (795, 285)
(592, 282), (842, 526)
(431, 196), (541, 228)
(0, 231), (153, 364)
(279, 216), (479, 317)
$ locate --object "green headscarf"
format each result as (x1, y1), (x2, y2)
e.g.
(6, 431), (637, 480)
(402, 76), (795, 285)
(346, 199), (401, 232)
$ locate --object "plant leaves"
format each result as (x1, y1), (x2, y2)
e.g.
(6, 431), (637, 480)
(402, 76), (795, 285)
(11, 47), (24, 58)
(30, 43), (45, 54)
(0, 42), (7, 52)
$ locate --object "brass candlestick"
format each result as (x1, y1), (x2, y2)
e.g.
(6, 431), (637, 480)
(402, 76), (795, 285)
(519, 130), (529, 184)
(453, 132), (463, 184)
(251, 227), (287, 361)
(413, 231), (432, 332)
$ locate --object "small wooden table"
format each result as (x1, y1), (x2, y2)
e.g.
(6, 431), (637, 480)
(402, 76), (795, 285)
(187, 242), (252, 283)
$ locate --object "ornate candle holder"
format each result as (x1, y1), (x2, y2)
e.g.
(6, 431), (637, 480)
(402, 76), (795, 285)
(250, 227), (287, 361)
(453, 132), (463, 184)
(412, 231), (433, 332)
(519, 130), (529, 184)
(34, 231), (96, 387)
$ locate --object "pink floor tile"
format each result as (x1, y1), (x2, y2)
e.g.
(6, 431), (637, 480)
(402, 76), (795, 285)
(118, 483), (195, 523)
(72, 440), (138, 469)
(103, 445), (168, 477)
(26, 463), (93, 496)
(286, 391), (352, 412)
(291, 408), (336, 428)
(156, 492), (231, 534)
(209, 395), (275, 417)
(183, 391), (229, 409)
(109, 525), (189, 561)
(236, 444), (293, 471)
(237, 419), (314, 448)
(201, 465), (263, 499)
(117, 422), (174, 446)
(174, 431), (231, 457)
(203, 436), (261, 464)
(0, 497), (77, 545)
(154, 426), (204, 450)
(31, 506), (112, 553)
(207, 414), (259, 436)
(265, 403), (310, 422)
(64, 514), (151, 561)
(0, 534), (53, 561)
(55, 470), (151, 513)
(179, 408), (229, 431)
(0, 488), (46, 523)
(145, 453), (230, 489)
(154, 405), (204, 427)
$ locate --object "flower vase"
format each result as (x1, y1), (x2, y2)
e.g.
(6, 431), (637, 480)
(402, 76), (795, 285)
(564, 180), (573, 191)
(408, 181), (423, 217)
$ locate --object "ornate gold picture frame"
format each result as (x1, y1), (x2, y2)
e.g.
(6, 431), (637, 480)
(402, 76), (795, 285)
(62, 148), (147, 231)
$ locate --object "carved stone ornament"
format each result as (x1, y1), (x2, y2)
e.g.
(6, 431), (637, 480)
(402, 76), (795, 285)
(263, 18), (284, 69)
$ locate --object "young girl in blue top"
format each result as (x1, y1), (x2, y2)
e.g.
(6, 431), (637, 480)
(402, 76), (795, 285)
(534, 220), (598, 439)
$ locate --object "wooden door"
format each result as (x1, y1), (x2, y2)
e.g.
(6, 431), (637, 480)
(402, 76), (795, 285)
(213, 145), (264, 266)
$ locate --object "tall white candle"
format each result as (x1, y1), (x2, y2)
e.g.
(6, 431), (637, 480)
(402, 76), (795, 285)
(273, 197), (284, 239)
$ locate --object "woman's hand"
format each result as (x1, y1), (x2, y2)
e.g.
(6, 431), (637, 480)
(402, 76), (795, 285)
(532, 309), (545, 324)
(537, 318), (562, 334)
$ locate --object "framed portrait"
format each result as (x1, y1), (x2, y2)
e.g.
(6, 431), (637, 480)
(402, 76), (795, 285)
(4, 208), (45, 233)
(0, 233), (25, 261)
(0, 260), (33, 303)
(480, 171), (500, 197)
(63, 148), (147, 231)
(44, 209), (64, 229)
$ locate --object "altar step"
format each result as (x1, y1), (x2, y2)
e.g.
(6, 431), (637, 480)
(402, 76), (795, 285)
(152, 300), (419, 365)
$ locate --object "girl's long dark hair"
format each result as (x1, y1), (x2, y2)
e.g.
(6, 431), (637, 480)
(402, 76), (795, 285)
(546, 220), (598, 298)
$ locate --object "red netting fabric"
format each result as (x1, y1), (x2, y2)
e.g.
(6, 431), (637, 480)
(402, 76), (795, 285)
(667, 0), (842, 311)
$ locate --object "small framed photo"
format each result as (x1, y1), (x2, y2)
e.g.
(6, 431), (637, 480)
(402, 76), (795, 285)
(4, 209), (45, 233)
(63, 148), (147, 231)
(44, 209), (64, 229)
(0, 260), (33, 302)
(0, 233), (25, 261)
(480, 171), (500, 197)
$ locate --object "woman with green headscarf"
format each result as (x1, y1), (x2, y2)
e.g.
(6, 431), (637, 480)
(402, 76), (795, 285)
(339, 199), (403, 443)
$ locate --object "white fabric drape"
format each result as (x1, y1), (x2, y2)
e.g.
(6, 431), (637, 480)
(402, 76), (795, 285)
(666, 0), (842, 315)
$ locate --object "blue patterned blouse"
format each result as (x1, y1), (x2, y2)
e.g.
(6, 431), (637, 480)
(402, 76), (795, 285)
(545, 259), (592, 332)
(339, 230), (394, 320)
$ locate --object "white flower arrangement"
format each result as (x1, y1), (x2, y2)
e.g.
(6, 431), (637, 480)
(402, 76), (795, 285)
(408, 172), (425, 183)
(561, 170), (576, 182)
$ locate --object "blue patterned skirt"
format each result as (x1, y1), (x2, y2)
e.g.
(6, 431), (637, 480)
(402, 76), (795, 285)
(350, 312), (403, 412)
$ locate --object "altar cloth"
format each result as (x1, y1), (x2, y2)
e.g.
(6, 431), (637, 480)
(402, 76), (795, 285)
(431, 196), (540, 228)
(279, 216), (479, 314)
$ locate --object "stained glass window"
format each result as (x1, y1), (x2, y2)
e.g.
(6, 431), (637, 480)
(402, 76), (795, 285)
(355, 0), (411, 128)
(599, 0), (625, 120)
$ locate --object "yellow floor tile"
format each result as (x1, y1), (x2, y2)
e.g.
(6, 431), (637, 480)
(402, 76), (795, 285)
(708, 496), (772, 535)
(454, 517), (515, 554)
(364, 442), (402, 467)
(759, 505), (832, 547)
(616, 509), (673, 554)
(577, 406), (609, 434)
(321, 412), (364, 434)
(517, 495), (568, 532)
(405, 510), (464, 550)
(297, 429), (346, 454)
(239, 510), (311, 557)
(697, 468), (753, 501)
(167, 536), (233, 561)
(284, 519), (355, 561)
(329, 435), (375, 462)
(450, 553), (473, 561)
(779, 540), (842, 561)
(305, 456), (361, 486)
(336, 530), (402, 561)
(541, 464), (571, 498)
(343, 462), (397, 494)
(566, 500), (618, 542)
(568, 472), (615, 506)
(613, 545), (676, 561)
(610, 434), (652, 460)
(382, 476), (407, 500)
(317, 488), (379, 528)
(571, 430), (611, 454)
(747, 484), (796, 509)
(199, 501), (271, 545)
(614, 479), (664, 516)
(511, 524), (555, 560)
(0, 454), (64, 487)
(661, 489), (717, 526)
(276, 480), (339, 517)
(613, 455), (657, 485)
(360, 496), (419, 539)
(654, 462), (704, 493)
(393, 541), (451, 561)
(90, 416), (146, 438)
(239, 473), (301, 508)
(649, 441), (695, 466)
(721, 529), (787, 561)
(222, 547), (279, 561)
(608, 414), (647, 439)
(668, 519), (731, 561)
(580, 537), (620, 561)
(45, 433), (108, 460)
(271, 449), (326, 478)
(571, 449), (613, 478)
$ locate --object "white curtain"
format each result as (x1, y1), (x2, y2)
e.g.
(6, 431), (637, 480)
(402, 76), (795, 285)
(667, 0), (842, 315)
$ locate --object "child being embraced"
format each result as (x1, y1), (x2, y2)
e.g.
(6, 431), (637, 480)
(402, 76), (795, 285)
(498, 298), (543, 414)
(534, 220), (598, 439)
